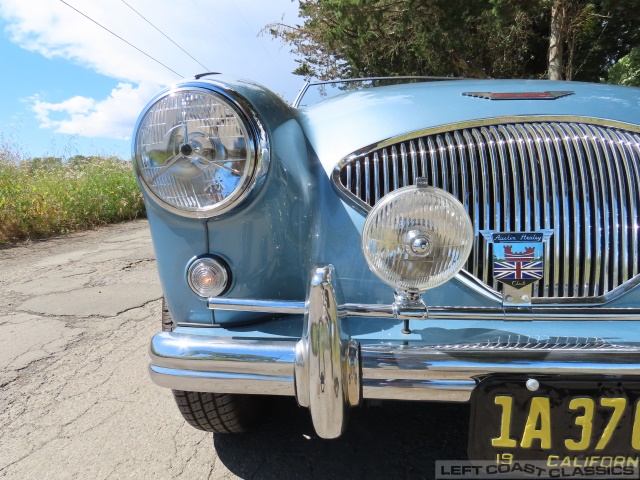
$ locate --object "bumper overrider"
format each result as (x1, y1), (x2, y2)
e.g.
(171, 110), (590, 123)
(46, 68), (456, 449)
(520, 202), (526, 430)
(149, 264), (640, 439)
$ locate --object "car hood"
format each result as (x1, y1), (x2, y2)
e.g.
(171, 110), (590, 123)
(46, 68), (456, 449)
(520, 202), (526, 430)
(295, 79), (640, 175)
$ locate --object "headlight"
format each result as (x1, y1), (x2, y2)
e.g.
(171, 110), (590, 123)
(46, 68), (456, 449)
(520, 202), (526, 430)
(361, 184), (473, 293)
(133, 86), (268, 217)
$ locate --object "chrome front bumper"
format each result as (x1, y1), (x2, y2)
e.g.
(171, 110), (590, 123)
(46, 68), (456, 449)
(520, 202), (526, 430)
(149, 265), (640, 438)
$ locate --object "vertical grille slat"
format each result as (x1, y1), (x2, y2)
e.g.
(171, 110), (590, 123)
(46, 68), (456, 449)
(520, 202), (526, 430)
(338, 120), (640, 300)
(615, 131), (638, 279)
(584, 124), (613, 293)
(500, 126), (523, 233)
(548, 123), (572, 297)
(445, 133), (459, 198)
(620, 131), (640, 277)
(462, 130), (481, 279)
(373, 152), (381, 203)
(531, 124), (559, 297)
(603, 128), (631, 286)
(427, 137), (438, 187)
(512, 124), (536, 295)
(364, 155), (371, 206)
(409, 141), (419, 185)
(382, 149), (390, 196)
(454, 131), (469, 212)
(391, 145), (400, 191)
(472, 128), (493, 281)
(418, 138), (428, 182)
(436, 136), (448, 191)
(400, 143), (409, 187)
(355, 160), (361, 200)
(561, 123), (589, 297)
(576, 123), (604, 296)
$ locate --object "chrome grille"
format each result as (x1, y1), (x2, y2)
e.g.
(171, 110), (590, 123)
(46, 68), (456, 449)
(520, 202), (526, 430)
(336, 119), (640, 299)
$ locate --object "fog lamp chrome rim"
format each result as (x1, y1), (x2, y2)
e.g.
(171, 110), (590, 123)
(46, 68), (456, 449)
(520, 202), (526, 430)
(361, 183), (474, 293)
(187, 257), (229, 297)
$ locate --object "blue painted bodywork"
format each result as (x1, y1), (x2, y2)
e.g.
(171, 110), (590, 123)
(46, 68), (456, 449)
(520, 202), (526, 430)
(141, 75), (640, 346)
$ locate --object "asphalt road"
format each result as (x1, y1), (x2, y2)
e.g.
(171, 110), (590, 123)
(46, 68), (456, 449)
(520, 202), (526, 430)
(0, 220), (470, 479)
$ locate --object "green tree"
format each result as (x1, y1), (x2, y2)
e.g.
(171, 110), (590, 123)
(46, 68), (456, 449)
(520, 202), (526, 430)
(494, 0), (640, 80)
(607, 47), (640, 86)
(269, 0), (537, 79)
(269, 0), (639, 81)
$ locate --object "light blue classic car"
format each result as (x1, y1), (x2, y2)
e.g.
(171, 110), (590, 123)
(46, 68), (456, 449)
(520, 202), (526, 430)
(133, 74), (640, 463)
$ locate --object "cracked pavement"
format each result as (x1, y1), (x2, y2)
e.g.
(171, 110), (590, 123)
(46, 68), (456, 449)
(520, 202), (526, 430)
(0, 220), (470, 480)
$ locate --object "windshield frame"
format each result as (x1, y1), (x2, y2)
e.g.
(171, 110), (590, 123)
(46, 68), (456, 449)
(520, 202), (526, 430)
(292, 76), (461, 108)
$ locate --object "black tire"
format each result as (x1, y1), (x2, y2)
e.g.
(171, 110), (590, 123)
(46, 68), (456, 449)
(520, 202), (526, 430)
(172, 390), (262, 433)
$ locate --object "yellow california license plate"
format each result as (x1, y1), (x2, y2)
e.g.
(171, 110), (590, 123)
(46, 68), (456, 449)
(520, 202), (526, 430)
(468, 376), (640, 467)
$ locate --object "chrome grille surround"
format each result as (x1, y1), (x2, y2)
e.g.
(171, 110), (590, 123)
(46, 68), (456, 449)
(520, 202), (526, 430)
(333, 116), (640, 304)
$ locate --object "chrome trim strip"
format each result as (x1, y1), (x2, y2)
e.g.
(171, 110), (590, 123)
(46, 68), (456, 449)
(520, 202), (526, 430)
(346, 305), (640, 321)
(208, 297), (306, 314)
(292, 81), (310, 109)
(292, 76), (463, 108)
(331, 116), (640, 306)
(206, 295), (640, 321)
(339, 116), (640, 155)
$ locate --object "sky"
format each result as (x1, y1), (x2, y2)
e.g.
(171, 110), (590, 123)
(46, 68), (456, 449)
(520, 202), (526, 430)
(0, 0), (302, 160)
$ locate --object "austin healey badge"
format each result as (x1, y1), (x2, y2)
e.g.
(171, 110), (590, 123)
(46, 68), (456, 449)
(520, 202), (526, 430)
(480, 230), (553, 290)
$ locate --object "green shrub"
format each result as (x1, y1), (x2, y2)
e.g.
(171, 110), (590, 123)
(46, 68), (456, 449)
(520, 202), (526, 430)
(0, 153), (146, 244)
(607, 47), (640, 87)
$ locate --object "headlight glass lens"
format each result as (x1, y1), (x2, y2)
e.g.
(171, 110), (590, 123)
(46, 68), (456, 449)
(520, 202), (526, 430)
(134, 89), (257, 216)
(361, 185), (474, 292)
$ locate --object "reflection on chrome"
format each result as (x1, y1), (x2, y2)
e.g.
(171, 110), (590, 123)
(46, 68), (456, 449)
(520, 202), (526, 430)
(150, 263), (640, 438)
(333, 116), (640, 301)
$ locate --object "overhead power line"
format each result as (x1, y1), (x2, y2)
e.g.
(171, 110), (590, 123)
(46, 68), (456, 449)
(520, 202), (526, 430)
(231, 1), (281, 71)
(119, 0), (210, 72)
(58, 0), (183, 78)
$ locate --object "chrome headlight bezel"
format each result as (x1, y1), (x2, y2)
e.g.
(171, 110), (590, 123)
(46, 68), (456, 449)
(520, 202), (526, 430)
(132, 82), (269, 219)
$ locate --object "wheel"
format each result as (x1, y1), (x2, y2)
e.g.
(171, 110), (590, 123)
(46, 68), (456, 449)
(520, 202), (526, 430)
(172, 390), (262, 433)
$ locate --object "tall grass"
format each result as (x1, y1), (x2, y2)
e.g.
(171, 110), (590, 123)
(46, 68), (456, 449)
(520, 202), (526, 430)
(0, 149), (146, 244)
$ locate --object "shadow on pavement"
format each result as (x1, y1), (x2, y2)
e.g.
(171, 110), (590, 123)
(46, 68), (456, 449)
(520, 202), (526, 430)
(214, 397), (470, 479)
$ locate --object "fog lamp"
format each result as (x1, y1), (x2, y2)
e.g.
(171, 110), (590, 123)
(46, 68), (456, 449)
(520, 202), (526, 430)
(361, 183), (473, 293)
(187, 257), (229, 297)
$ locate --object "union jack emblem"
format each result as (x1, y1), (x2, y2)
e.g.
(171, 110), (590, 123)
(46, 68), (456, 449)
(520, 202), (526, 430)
(480, 230), (553, 290)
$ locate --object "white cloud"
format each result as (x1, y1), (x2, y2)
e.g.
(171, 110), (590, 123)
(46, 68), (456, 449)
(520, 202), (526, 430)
(0, 0), (183, 84)
(0, 0), (300, 87)
(0, 0), (301, 141)
(31, 81), (161, 140)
